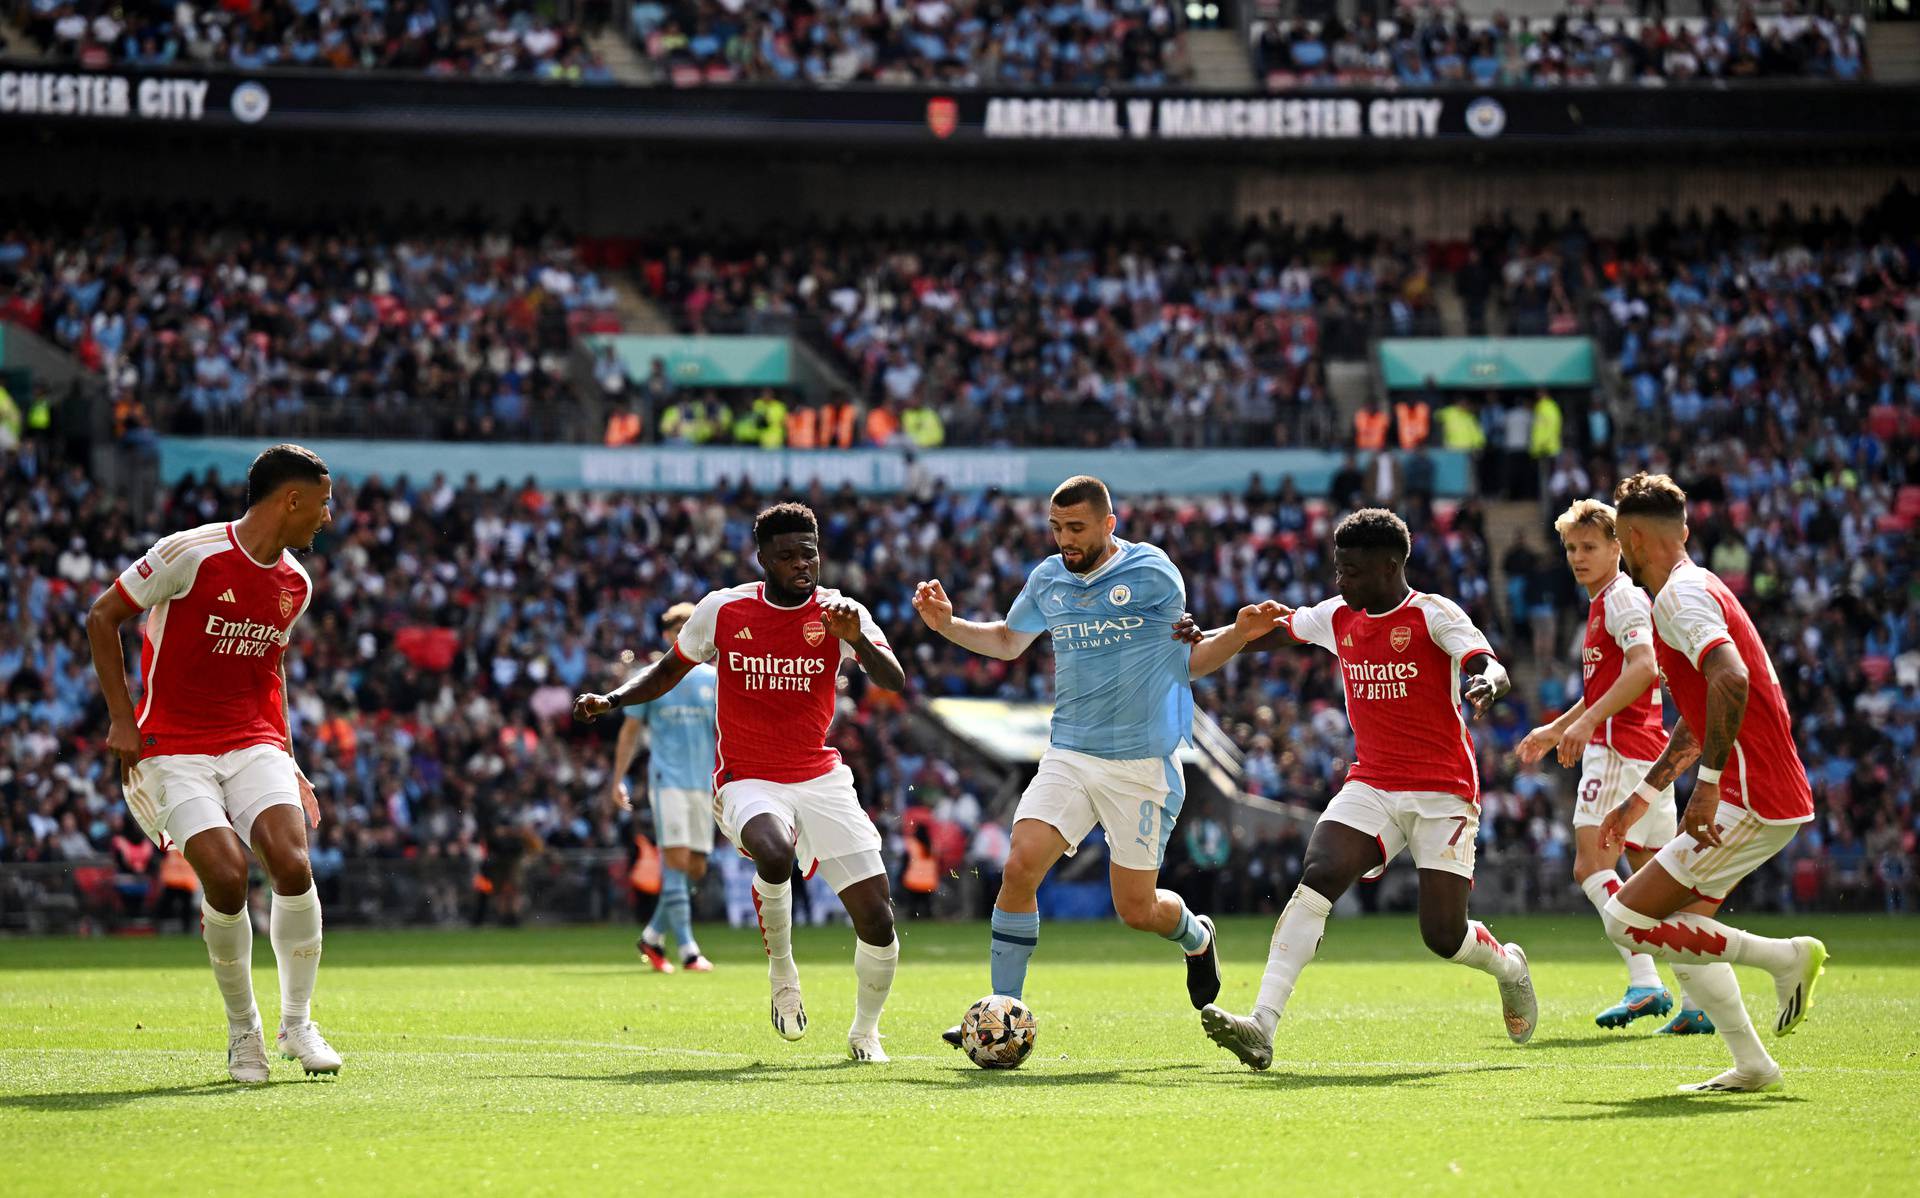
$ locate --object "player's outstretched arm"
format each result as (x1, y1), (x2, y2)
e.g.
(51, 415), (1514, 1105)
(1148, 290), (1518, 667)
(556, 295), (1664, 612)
(1518, 698), (1585, 766)
(1170, 612), (1303, 655)
(1461, 655), (1510, 720)
(911, 579), (1040, 662)
(821, 597), (907, 692)
(85, 585), (143, 779)
(1552, 643), (1660, 767)
(574, 651), (697, 723)
(1188, 601), (1292, 679)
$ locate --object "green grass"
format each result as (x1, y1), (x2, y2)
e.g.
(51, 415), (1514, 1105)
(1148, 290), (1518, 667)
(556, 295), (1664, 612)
(3, 913), (1916, 1196)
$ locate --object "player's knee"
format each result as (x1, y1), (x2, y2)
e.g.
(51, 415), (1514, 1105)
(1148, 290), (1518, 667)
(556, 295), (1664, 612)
(199, 856), (250, 913)
(265, 844), (313, 893)
(684, 855), (709, 884)
(1299, 859), (1350, 904)
(852, 901), (895, 946)
(1599, 897), (1640, 950)
(1113, 894), (1158, 932)
(1001, 852), (1048, 896)
(1418, 914), (1465, 959)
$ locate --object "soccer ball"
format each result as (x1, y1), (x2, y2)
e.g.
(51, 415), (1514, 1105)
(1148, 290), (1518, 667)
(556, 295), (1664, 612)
(959, 994), (1037, 1070)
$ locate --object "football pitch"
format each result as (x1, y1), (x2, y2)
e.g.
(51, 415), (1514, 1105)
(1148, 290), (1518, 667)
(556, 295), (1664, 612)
(2, 914), (1913, 1196)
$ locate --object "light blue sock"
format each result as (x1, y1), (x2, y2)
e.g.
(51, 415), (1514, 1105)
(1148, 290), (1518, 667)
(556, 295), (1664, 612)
(989, 907), (1040, 999)
(1163, 903), (1209, 954)
(664, 871), (698, 957)
(649, 868), (686, 949)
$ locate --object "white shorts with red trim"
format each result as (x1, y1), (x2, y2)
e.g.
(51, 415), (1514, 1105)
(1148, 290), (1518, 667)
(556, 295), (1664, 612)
(1571, 744), (1678, 851)
(124, 743), (301, 850)
(1652, 799), (1799, 902)
(1322, 781), (1478, 880)
(714, 764), (884, 893)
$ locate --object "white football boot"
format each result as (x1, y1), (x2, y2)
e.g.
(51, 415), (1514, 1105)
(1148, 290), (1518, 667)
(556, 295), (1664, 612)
(1679, 1062), (1784, 1093)
(228, 1024), (271, 1084)
(847, 1030), (889, 1063)
(277, 1021), (343, 1076)
(1772, 937), (1828, 1037)
(1497, 943), (1538, 1045)
(770, 970), (807, 1042)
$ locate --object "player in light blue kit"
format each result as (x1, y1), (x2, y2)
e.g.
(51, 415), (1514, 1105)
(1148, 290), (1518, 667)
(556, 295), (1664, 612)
(610, 602), (720, 973)
(914, 476), (1285, 1046)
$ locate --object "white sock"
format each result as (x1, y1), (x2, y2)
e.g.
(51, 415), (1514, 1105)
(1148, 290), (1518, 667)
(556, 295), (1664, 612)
(1601, 899), (1800, 974)
(1671, 960), (1774, 1074)
(850, 937), (899, 1037)
(752, 876), (796, 979)
(1579, 870), (1661, 988)
(1252, 885), (1332, 1036)
(1450, 921), (1523, 984)
(201, 902), (259, 1033)
(269, 884), (323, 1030)
(680, 937), (703, 961)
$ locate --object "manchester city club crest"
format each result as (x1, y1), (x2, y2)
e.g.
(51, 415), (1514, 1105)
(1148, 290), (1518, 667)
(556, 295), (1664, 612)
(1390, 625), (1412, 652)
(1109, 584), (1131, 606)
(803, 620), (826, 646)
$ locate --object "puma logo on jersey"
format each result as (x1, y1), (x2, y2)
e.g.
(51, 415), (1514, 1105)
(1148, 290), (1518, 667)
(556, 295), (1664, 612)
(217, 589), (237, 603)
(733, 627), (754, 641)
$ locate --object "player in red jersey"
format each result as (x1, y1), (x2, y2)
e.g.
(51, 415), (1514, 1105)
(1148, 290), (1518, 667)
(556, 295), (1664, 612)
(1595, 472), (1827, 1093)
(1181, 510), (1537, 1070)
(85, 444), (339, 1083)
(573, 503), (908, 1063)
(1518, 499), (1707, 1034)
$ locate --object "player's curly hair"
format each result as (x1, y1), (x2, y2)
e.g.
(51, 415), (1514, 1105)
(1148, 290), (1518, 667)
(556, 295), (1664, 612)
(1333, 508), (1411, 559)
(1612, 472), (1688, 521)
(246, 444), (329, 507)
(753, 502), (819, 547)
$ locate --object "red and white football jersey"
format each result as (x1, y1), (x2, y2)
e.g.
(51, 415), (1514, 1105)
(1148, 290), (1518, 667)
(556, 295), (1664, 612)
(673, 583), (889, 789)
(1288, 591), (1494, 803)
(113, 522), (313, 759)
(1583, 572), (1666, 761)
(1651, 561), (1813, 824)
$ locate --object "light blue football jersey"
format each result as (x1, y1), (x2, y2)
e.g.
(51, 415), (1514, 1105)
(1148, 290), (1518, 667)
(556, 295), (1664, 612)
(1006, 538), (1194, 760)
(625, 661), (719, 792)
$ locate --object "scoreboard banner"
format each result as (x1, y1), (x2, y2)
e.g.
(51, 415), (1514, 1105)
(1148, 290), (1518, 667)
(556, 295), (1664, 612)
(3, 62), (1917, 149)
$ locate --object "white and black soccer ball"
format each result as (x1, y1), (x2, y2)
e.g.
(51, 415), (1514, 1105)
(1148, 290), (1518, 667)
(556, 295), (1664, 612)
(959, 994), (1037, 1070)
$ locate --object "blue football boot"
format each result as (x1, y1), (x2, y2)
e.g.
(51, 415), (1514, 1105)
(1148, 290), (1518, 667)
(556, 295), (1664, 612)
(1595, 985), (1673, 1029)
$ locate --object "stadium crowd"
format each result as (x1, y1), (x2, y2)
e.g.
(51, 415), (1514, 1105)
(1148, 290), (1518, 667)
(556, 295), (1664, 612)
(0, 204), (620, 443)
(634, 214), (1439, 448)
(1252, 4), (1867, 88)
(627, 0), (1186, 87)
(2, 190), (1914, 923)
(16, 0), (613, 79)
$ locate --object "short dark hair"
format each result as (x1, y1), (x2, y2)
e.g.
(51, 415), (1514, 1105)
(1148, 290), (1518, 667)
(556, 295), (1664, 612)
(1333, 508), (1411, 559)
(1050, 475), (1112, 515)
(753, 502), (818, 547)
(1612, 471), (1688, 522)
(246, 444), (329, 507)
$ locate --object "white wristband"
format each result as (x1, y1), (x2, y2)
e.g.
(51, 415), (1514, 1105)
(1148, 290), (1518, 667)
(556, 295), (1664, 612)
(1696, 765), (1723, 785)
(1631, 781), (1661, 804)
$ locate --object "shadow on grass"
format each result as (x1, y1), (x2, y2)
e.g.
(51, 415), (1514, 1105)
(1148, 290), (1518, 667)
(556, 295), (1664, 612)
(0, 1080), (259, 1111)
(1518, 1034), (1666, 1051)
(519, 1061), (1519, 1092)
(1533, 1092), (1810, 1122)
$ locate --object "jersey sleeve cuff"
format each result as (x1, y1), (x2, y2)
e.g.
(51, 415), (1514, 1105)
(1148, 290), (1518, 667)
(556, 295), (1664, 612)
(113, 577), (148, 611)
(670, 640), (700, 666)
(1458, 646), (1495, 669)
(1688, 635), (1733, 670)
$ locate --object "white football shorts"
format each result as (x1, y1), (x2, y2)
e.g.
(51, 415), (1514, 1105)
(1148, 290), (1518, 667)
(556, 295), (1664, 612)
(1653, 800), (1800, 903)
(1571, 744), (1678, 851)
(1322, 780), (1478, 880)
(1013, 746), (1186, 872)
(124, 743), (302, 850)
(652, 786), (716, 854)
(714, 764), (883, 893)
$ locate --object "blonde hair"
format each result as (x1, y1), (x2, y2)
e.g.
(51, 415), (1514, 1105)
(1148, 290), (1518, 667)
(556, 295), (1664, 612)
(661, 602), (698, 630)
(1552, 498), (1618, 543)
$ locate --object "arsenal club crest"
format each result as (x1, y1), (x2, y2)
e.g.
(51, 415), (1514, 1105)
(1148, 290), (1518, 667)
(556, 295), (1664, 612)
(279, 590), (297, 620)
(803, 620), (826, 647)
(926, 96), (958, 139)
(1390, 625), (1412, 653)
